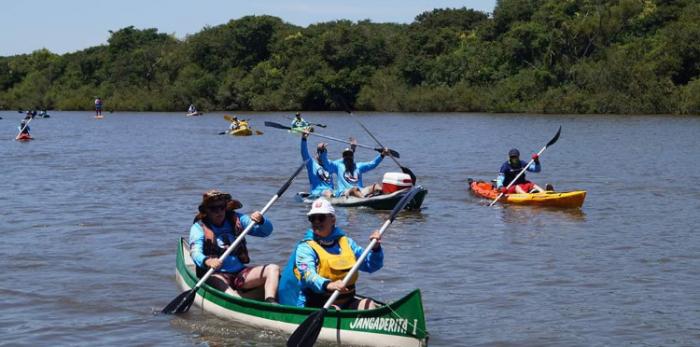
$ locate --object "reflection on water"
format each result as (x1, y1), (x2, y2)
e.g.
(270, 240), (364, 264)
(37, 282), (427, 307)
(500, 205), (587, 224)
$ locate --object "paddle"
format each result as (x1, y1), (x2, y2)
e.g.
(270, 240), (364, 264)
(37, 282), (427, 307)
(346, 111), (417, 184)
(264, 121), (400, 158)
(286, 186), (422, 347)
(285, 116), (327, 128)
(161, 160), (308, 315)
(488, 126), (562, 207)
(15, 117), (33, 140)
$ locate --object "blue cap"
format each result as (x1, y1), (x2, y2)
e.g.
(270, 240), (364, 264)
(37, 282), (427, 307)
(508, 148), (520, 157)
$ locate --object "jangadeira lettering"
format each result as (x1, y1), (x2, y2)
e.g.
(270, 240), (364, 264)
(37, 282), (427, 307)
(349, 317), (408, 334)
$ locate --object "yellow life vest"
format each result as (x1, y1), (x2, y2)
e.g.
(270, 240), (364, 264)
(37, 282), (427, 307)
(295, 236), (358, 286)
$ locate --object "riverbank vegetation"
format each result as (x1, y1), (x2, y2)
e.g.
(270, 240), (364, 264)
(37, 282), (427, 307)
(1, 0), (699, 114)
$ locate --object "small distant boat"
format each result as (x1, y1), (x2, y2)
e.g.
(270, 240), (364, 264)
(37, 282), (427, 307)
(228, 120), (263, 136)
(16, 133), (33, 141)
(186, 111), (203, 117)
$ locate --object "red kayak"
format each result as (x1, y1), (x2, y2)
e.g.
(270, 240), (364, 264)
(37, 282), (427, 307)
(16, 133), (33, 141)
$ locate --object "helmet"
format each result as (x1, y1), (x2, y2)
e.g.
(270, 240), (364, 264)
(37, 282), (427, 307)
(508, 148), (520, 157)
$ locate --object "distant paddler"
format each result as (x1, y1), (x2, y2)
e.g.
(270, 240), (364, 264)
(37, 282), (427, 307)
(228, 115), (241, 133)
(94, 97), (103, 117)
(300, 130), (334, 198)
(291, 112), (310, 130)
(16, 115), (33, 140)
(186, 104), (202, 116)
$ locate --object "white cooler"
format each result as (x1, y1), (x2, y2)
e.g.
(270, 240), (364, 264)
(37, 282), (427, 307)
(382, 172), (413, 194)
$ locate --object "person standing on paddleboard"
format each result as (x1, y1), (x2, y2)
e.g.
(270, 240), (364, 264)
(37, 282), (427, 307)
(94, 97), (103, 117)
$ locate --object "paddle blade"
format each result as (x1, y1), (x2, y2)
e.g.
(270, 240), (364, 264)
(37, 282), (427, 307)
(218, 131), (227, 135)
(264, 121), (291, 130)
(373, 147), (400, 158)
(546, 126), (562, 148)
(287, 308), (327, 347)
(224, 115), (234, 122)
(161, 289), (195, 315)
(316, 124), (327, 128)
(389, 187), (422, 222)
(255, 130), (264, 135)
(401, 166), (417, 185)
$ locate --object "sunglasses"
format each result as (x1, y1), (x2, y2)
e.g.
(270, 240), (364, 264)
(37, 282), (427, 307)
(308, 214), (328, 223)
(207, 203), (227, 212)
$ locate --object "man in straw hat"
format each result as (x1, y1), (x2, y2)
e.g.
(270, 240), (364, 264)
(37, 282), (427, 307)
(189, 189), (279, 303)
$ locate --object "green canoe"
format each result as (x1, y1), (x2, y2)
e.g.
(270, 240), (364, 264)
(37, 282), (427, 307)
(173, 238), (429, 346)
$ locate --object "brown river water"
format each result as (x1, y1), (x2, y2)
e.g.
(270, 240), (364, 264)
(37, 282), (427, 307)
(1, 111), (699, 346)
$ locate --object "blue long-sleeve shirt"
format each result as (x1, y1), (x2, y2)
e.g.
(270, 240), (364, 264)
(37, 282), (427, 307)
(188, 213), (273, 273)
(301, 138), (334, 197)
(496, 160), (541, 188)
(321, 152), (384, 196)
(277, 227), (383, 307)
(18, 124), (30, 134)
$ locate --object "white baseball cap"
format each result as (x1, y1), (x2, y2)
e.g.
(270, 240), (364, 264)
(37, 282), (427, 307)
(307, 198), (335, 216)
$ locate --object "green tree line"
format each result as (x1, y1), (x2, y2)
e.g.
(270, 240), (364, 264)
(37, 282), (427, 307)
(2, 0), (700, 114)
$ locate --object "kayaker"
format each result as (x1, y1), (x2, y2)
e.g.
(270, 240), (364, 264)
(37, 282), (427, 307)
(94, 97), (103, 116)
(18, 119), (31, 135)
(189, 190), (280, 303)
(228, 116), (241, 132)
(188, 104), (197, 114)
(496, 148), (545, 194)
(321, 139), (389, 198)
(277, 198), (383, 309)
(291, 112), (309, 129)
(301, 131), (334, 198)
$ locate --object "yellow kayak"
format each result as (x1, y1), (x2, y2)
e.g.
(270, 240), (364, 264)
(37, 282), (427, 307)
(229, 120), (253, 136)
(469, 179), (586, 208)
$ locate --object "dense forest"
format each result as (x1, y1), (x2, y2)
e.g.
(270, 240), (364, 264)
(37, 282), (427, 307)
(1, 0), (699, 114)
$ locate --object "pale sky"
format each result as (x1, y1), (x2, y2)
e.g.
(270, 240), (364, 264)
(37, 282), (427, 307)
(0, 0), (496, 56)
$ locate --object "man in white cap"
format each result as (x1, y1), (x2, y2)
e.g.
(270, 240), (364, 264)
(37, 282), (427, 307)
(277, 198), (383, 309)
